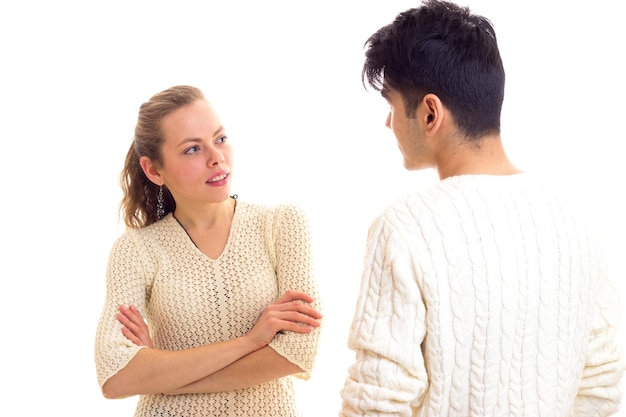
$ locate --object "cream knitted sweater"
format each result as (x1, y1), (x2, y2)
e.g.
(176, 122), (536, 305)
(95, 201), (321, 417)
(340, 173), (624, 417)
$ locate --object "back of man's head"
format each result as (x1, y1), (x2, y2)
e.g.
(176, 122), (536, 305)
(362, 0), (505, 140)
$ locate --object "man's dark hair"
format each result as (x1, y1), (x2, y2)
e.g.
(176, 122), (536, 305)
(362, 0), (505, 140)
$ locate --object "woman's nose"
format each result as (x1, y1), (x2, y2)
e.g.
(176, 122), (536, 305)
(208, 148), (224, 166)
(385, 112), (391, 129)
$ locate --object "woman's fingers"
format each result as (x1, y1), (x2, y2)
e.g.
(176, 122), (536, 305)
(116, 307), (138, 333)
(262, 303), (322, 329)
(116, 305), (154, 348)
(278, 310), (322, 329)
(258, 291), (324, 335)
(246, 292), (323, 348)
(121, 326), (143, 345)
(274, 289), (315, 305)
(265, 299), (323, 320)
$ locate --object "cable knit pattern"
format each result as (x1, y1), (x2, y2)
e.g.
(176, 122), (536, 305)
(95, 201), (321, 417)
(340, 173), (624, 417)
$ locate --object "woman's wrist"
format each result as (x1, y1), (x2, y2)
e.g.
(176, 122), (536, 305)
(238, 334), (267, 354)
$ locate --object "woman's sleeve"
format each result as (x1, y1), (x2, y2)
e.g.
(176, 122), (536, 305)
(94, 231), (153, 389)
(340, 216), (429, 417)
(266, 203), (322, 376)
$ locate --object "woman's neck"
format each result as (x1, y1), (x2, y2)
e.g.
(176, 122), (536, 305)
(173, 196), (237, 232)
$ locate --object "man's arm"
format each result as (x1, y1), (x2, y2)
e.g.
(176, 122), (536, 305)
(572, 269), (625, 416)
(340, 216), (429, 416)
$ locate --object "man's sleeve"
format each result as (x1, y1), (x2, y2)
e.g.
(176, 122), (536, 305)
(340, 215), (429, 417)
(572, 253), (625, 417)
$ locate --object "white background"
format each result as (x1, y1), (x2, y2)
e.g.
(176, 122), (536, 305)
(1, 1), (624, 415)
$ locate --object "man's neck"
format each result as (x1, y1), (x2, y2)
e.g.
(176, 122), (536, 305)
(436, 135), (521, 180)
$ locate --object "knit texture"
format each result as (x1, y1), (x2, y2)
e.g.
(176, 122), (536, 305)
(340, 173), (624, 417)
(95, 201), (321, 417)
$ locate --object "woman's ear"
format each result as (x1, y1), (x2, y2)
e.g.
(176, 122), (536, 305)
(422, 94), (444, 136)
(139, 156), (164, 186)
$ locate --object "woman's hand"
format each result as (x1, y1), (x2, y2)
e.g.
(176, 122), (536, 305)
(117, 305), (154, 348)
(116, 289), (321, 351)
(247, 290), (322, 350)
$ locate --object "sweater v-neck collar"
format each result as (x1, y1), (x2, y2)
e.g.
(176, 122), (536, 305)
(170, 200), (242, 262)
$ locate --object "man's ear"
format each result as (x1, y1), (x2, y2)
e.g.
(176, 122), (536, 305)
(139, 156), (164, 186)
(422, 94), (444, 136)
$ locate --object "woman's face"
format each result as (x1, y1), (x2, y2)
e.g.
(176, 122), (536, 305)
(156, 99), (233, 208)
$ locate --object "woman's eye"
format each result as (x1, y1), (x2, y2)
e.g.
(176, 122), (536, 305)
(216, 136), (228, 144)
(184, 146), (199, 155)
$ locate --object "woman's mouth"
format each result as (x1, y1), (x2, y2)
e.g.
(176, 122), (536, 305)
(207, 173), (228, 183)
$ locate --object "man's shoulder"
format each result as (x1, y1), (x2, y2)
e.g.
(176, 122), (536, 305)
(374, 172), (562, 226)
(374, 185), (447, 228)
(380, 179), (464, 214)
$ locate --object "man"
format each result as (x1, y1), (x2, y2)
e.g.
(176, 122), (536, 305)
(339, 1), (624, 416)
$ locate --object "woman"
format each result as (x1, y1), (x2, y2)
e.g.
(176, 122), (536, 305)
(94, 85), (323, 417)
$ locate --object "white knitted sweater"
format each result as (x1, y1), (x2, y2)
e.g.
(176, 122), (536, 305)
(340, 173), (624, 417)
(95, 201), (321, 417)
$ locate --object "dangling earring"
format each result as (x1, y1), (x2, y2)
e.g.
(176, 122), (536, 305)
(156, 185), (165, 220)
